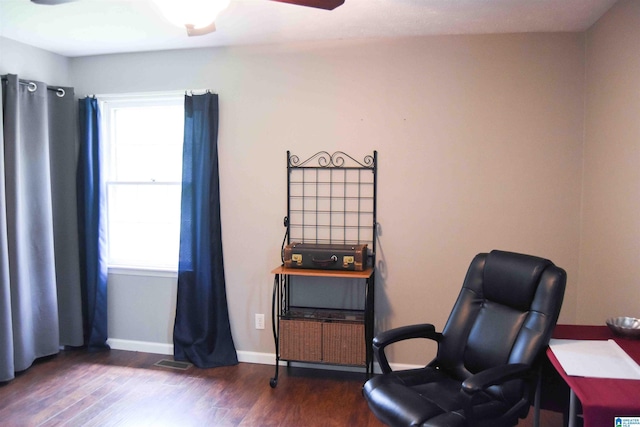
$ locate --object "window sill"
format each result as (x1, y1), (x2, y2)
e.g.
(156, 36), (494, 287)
(108, 266), (178, 279)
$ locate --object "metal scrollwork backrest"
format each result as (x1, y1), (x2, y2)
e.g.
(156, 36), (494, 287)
(288, 151), (375, 170)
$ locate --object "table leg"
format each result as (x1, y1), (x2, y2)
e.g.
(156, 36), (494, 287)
(568, 389), (577, 427)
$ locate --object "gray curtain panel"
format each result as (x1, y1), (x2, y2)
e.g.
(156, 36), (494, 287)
(0, 74), (83, 382)
(48, 85), (84, 348)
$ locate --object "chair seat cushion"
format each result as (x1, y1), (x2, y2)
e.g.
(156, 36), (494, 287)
(363, 367), (511, 427)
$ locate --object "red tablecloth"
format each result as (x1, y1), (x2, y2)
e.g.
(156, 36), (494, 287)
(548, 324), (640, 427)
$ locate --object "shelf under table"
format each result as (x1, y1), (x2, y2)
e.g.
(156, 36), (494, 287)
(283, 306), (364, 322)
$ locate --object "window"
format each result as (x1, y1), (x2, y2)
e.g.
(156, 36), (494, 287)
(101, 95), (184, 271)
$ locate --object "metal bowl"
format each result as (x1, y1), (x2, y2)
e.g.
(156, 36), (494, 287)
(606, 316), (640, 339)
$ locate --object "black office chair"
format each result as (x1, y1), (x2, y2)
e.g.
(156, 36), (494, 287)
(363, 250), (566, 427)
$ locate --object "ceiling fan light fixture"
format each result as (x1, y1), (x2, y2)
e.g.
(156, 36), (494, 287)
(152, 0), (230, 34)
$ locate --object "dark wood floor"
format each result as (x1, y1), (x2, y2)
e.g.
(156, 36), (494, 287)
(0, 349), (564, 426)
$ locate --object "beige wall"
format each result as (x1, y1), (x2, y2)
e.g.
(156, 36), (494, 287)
(4, 0), (640, 367)
(2, 25), (596, 366)
(3, 0), (638, 367)
(579, 0), (640, 324)
(70, 33), (584, 365)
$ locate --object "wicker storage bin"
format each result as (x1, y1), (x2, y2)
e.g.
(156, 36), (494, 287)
(279, 319), (322, 362)
(322, 322), (365, 366)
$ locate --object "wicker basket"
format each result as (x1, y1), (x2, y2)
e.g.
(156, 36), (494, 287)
(279, 319), (322, 362)
(322, 322), (366, 366)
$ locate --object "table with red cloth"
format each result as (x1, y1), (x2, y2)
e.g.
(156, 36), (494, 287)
(546, 324), (640, 427)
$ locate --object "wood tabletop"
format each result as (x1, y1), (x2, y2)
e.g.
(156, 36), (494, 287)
(271, 265), (374, 279)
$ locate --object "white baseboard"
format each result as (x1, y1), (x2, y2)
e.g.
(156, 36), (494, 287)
(236, 350), (284, 365)
(386, 362), (423, 372)
(104, 339), (421, 373)
(106, 338), (173, 355)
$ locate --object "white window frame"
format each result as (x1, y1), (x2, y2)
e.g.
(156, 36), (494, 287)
(99, 92), (184, 276)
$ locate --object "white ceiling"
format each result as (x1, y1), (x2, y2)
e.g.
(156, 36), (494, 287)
(0, 0), (618, 58)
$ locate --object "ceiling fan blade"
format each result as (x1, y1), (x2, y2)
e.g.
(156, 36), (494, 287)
(270, 0), (345, 10)
(30, 0), (77, 4)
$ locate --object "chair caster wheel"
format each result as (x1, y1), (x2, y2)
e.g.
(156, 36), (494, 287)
(269, 378), (278, 388)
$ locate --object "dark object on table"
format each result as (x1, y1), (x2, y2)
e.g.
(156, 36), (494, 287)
(283, 242), (368, 271)
(606, 316), (640, 339)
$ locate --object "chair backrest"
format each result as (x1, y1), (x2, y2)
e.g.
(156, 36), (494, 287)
(436, 250), (566, 381)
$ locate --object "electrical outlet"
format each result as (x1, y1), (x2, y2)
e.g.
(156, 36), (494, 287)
(255, 313), (265, 330)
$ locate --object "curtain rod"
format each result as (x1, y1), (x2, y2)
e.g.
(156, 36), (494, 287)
(89, 89), (211, 99)
(1, 75), (68, 98)
(186, 89), (212, 96)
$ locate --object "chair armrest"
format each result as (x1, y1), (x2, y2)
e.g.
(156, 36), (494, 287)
(373, 324), (442, 374)
(461, 363), (531, 394)
(458, 363), (533, 424)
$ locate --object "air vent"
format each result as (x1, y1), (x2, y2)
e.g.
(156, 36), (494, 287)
(153, 359), (193, 370)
